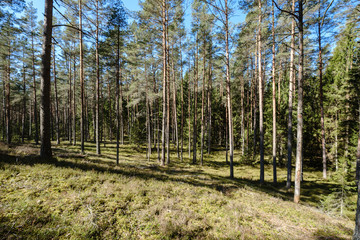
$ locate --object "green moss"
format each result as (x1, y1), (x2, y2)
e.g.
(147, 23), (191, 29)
(0, 141), (355, 239)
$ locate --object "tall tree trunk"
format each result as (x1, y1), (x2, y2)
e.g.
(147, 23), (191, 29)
(258, 0), (264, 184)
(318, 2), (326, 179)
(116, 27), (120, 165)
(193, 39), (198, 165)
(31, 32), (39, 145)
(294, 0), (304, 204)
(5, 42), (11, 144)
(161, 0), (167, 166)
(73, 53), (76, 145)
(188, 60), (191, 160)
(53, 46), (60, 144)
(225, 0), (234, 178)
(180, 37), (184, 161)
(22, 51), (26, 143)
(40, 0), (53, 158)
(108, 78), (112, 142)
(200, 38), (206, 166)
(95, 0), (101, 155)
(68, 53), (72, 144)
(272, 2), (277, 184)
(79, 0), (85, 154)
(171, 48), (179, 159)
(241, 75), (245, 156)
(207, 55), (212, 155)
(286, 0), (296, 189)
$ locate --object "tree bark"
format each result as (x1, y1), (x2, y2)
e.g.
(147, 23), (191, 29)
(22, 51), (26, 143)
(116, 27), (120, 165)
(286, 0), (296, 189)
(79, 0), (85, 154)
(193, 39), (198, 165)
(224, 0), (234, 178)
(95, 0), (101, 155)
(318, 2), (326, 179)
(161, 0), (167, 166)
(272, 2), (277, 184)
(39, 0), (53, 158)
(294, 0), (304, 204)
(200, 37), (206, 166)
(258, 0), (264, 183)
(53, 46), (60, 144)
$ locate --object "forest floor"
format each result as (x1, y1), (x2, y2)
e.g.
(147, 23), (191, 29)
(0, 141), (355, 239)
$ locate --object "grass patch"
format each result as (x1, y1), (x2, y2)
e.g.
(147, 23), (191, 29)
(0, 141), (355, 239)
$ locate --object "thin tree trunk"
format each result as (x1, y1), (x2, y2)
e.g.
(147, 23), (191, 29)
(286, 0), (296, 189)
(200, 37), (206, 165)
(108, 77), (112, 142)
(318, 2), (326, 179)
(294, 0), (304, 204)
(73, 53), (76, 145)
(79, 0), (85, 154)
(22, 51), (26, 143)
(188, 59), (191, 160)
(95, 0), (100, 155)
(68, 53), (72, 144)
(180, 37), (184, 161)
(258, 0), (264, 183)
(161, 0), (167, 166)
(5, 40), (11, 144)
(31, 32), (39, 145)
(53, 46), (60, 144)
(116, 27), (120, 165)
(225, 0), (234, 178)
(40, 0), (53, 158)
(207, 54), (212, 155)
(241, 75), (245, 156)
(193, 39), (198, 165)
(272, 2), (277, 184)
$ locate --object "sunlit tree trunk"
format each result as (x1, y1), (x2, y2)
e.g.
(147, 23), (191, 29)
(258, 0), (264, 183)
(39, 0), (53, 158)
(53, 46), (60, 144)
(286, 0), (296, 189)
(294, 0), (304, 204)
(271, 1), (277, 184)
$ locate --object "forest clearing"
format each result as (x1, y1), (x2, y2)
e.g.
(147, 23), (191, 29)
(0, 141), (355, 239)
(1, 0), (359, 238)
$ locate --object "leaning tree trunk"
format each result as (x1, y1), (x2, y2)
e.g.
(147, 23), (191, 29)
(39, 0), (53, 158)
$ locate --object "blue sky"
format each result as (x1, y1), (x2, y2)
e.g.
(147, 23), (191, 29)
(29, 0), (245, 31)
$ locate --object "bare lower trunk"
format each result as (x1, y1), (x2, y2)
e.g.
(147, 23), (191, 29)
(40, 0), (53, 158)
(95, 0), (100, 155)
(258, 0), (264, 184)
(294, 0), (304, 204)
(272, 2), (277, 184)
(79, 0), (85, 154)
(53, 47), (60, 144)
(286, 0), (296, 189)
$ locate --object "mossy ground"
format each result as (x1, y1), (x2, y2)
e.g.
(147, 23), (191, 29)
(0, 141), (355, 239)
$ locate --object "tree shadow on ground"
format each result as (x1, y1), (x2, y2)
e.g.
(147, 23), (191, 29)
(0, 146), (341, 209)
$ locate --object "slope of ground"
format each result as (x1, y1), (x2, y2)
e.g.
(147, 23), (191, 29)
(0, 142), (355, 239)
